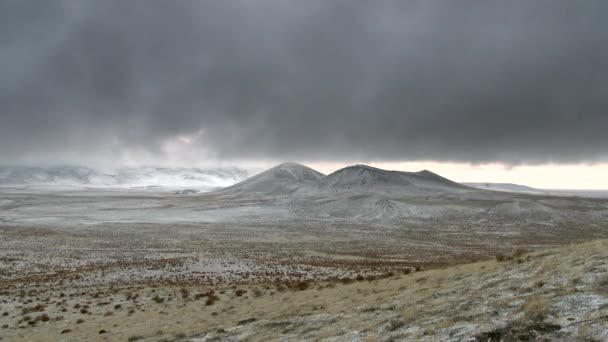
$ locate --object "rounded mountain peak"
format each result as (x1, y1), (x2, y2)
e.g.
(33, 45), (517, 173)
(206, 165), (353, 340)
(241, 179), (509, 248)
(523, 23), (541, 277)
(268, 162), (325, 182)
(319, 164), (470, 193)
(214, 162), (324, 196)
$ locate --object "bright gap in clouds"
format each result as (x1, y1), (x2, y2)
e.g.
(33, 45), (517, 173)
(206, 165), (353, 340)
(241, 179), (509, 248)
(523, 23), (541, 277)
(305, 162), (608, 190)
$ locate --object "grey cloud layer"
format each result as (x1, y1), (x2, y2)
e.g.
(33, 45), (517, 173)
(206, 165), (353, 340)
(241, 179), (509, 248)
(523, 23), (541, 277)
(2, 0), (608, 165)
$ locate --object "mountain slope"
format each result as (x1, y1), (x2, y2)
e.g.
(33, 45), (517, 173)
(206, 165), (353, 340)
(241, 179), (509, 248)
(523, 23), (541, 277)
(317, 164), (472, 194)
(181, 240), (608, 341)
(210, 163), (487, 220)
(214, 162), (325, 196)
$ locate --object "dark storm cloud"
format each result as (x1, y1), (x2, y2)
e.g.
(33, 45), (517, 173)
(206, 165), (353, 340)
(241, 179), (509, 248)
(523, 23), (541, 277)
(2, 0), (608, 165)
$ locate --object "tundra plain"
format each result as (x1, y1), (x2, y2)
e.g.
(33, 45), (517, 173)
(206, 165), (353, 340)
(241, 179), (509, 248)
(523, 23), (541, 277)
(1, 163), (608, 341)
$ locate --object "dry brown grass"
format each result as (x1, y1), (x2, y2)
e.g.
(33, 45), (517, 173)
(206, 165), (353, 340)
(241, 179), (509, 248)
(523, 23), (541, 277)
(521, 296), (548, 321)
(511, 247), (528, 258)
(387, 318), (407, 331)
(2, 239), (606, 341)
(152, 295), (165, 304)
(180, 288), (189, 300)
(205, 294), (219, 306)
(593, 275), (608, 294)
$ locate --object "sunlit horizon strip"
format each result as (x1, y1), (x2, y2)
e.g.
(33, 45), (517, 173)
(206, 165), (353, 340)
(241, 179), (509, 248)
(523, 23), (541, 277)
(300, 161), (608, 190)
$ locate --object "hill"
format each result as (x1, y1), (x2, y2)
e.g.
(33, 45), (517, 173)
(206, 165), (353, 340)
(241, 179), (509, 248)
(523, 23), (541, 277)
(214, 162), (325, 196)
(319, 164), (472, 194)
(204, 163), (608, 222)
(195, 239), (608, 341)
(215, 163), (474, 198)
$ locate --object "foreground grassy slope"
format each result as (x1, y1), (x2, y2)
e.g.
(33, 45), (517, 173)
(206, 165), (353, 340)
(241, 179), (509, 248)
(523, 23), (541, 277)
(2, 240), (607, 341)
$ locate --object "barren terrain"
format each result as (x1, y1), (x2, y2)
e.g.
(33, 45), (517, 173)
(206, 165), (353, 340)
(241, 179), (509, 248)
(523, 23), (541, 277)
(1, 163), (608, 340)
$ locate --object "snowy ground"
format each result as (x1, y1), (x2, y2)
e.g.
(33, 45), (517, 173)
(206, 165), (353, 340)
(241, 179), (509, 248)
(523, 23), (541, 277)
(1, 238), (607, 341)
(1, 163), (608, 340)
(1, 182), (607, 287)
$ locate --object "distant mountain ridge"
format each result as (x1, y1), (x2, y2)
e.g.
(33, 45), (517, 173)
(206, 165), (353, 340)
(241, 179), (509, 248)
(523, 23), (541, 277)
(0, 166), (249, 190)
(464, 182), (543, 194)
(465, 182), (608, 198)
(209, 163), (499, 220)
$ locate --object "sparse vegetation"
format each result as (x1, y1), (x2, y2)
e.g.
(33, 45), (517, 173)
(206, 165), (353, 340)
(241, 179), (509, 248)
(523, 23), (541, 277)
(35, 313), (50, 322)
(521, 296), (548, 321)
(0, 185), (607, 342)
(21, 304), (45, 315)
(206, 294), (219, 306)
(387, 318), (406, 331)
(180, 288), (189, 300)
(593, 275), (608, 294)
(152, 295), (165, 304)
(495, 254), (507, 262)
(512, 247), (528, 258)
(295, 281), (309, 291)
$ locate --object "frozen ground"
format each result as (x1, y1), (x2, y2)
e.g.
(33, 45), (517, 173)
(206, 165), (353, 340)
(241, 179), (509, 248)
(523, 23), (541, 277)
(1, 163), (607, 340)
(1, 163), (608, 286)
(1, 238), (607, 341)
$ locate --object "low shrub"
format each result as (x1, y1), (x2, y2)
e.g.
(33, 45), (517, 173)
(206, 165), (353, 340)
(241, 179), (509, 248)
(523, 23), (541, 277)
(180, 288), (189, 300)
(339, 277), (354, 284)
(387, 318), (406, 331)
(206, 294), (219, 306)
(512, 247), (528, 258)
(296, 281), (309, 291)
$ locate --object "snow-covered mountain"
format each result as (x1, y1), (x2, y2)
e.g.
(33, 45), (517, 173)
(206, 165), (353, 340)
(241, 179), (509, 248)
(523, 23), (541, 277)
(0, 166), (249, 191)
(215, 162), (324, 196)
(318, 165), (472, 194)
(216, 163), (473, 197)
(209, 163), (559, 221)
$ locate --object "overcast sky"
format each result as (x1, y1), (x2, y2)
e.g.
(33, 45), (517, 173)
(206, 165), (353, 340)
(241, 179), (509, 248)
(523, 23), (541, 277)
(2, 0), (608, 171)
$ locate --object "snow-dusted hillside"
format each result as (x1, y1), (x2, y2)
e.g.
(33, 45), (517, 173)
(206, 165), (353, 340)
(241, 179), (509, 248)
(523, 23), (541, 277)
(215, 162), (324, 196)
(209, 163), (566, 221)
(216, 163), (474, 198)
(319, 165), (472, 194)
(0, 166), (249, 191)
